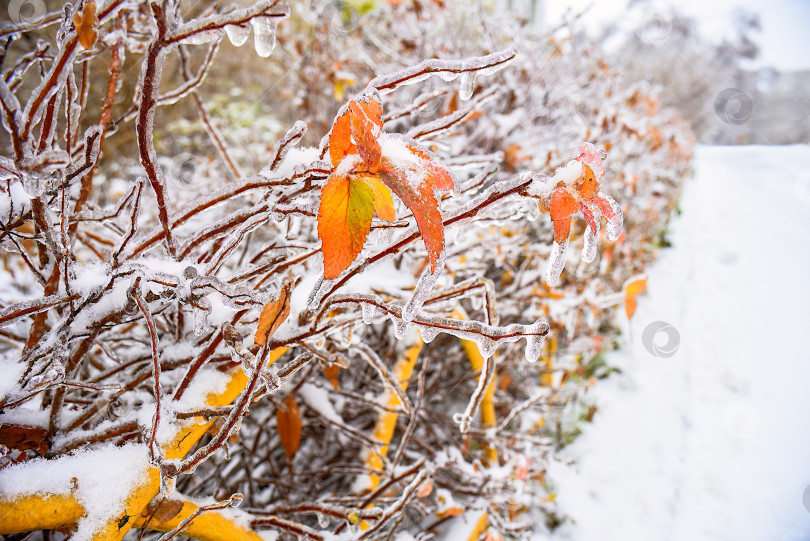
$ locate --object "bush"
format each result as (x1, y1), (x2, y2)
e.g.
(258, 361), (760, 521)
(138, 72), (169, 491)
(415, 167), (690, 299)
(0, 1), (692, 539)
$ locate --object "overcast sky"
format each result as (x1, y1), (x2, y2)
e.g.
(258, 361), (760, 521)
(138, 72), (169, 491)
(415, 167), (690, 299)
(545, 0), (810, 71)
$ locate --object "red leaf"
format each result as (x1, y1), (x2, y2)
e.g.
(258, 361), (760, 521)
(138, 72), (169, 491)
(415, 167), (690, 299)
(379, 135), (455, 272)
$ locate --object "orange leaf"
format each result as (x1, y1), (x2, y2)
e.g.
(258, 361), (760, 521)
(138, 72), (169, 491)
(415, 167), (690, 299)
(277, 394), (302, 463)
(625, 276), (647, 297)
(329, 92), (382, 168)
(379, 136), (455, 272)
(550, 189), (578, 221)
(381, 168), (445, 271)
(624, 296), (638, 319)
(552, 215), (572, 243)
(436, 506), (465, 519)
(323, 363), (341, 390)
(623, 276), (647, 319)
(357, 173), (396, 221)
(417, 479), (434, 498)
(405, 143), (454, 191)
(317, 174), (375, 279)
(73, 1), (98, 50)
(254, 280), (292, 347)
(349, 101), (382, 172)
(577, 164), (599, 200)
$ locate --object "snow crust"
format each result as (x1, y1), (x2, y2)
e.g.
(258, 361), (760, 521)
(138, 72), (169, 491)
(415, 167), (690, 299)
(0, 442), (150, 541)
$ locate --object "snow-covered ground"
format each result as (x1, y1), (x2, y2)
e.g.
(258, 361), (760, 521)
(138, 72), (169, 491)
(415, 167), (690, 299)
(550, 145), (810, 541)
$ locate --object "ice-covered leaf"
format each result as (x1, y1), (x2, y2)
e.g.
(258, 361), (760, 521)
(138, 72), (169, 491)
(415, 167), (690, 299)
(357, 173), (396, 221)
(73, 1), (99, 50)
(320, 92), (455, 276)
(379, 134), (455, 272)
(277, 394), (302, 463)
(254, 281), (292, 346)
(537, 143), (624, 282)
(328, 91), (383, 168)
(349, 101), (382, 171)
(317, 174), (375, 279)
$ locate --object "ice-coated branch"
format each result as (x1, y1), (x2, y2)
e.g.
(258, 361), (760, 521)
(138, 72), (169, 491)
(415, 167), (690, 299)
(136, 0), (177, 256)
(357, 468), (431, 539)
(313, 293), (549, 362)
(156, 493), (244, 541)
(0, 293), (79, 329)
(167, 0), (290, 46)
(132, 290), (163, 464)
(455, 355), (495, 433)
(366, 47), (518, 94)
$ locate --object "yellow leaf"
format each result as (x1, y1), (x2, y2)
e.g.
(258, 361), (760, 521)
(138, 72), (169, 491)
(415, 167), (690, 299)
(317, 175), (375, 279)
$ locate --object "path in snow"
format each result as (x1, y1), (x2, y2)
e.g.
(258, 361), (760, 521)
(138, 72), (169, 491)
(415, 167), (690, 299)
(549, 145), (810, 541)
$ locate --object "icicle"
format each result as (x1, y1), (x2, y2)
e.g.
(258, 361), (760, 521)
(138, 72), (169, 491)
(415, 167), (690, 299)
(418, 325), (438, 343)
(581, 218), (599, 263)
(361, 303), (379, 324)
(458, 72), (476, 101)
(600, 194), (624, 241)
(251, 16), (278, 58)
(476, 338), (496, 359)
(192, 295), (212, 336)
(437, 71), (460, 82)
(545, 239), (569, 286)
(524, 323), (547, 363)
(392, 316), (410, 340)
(375, 227), (392, 246)
(402, 255), (444, 323)
(225, 24), (251, 47)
